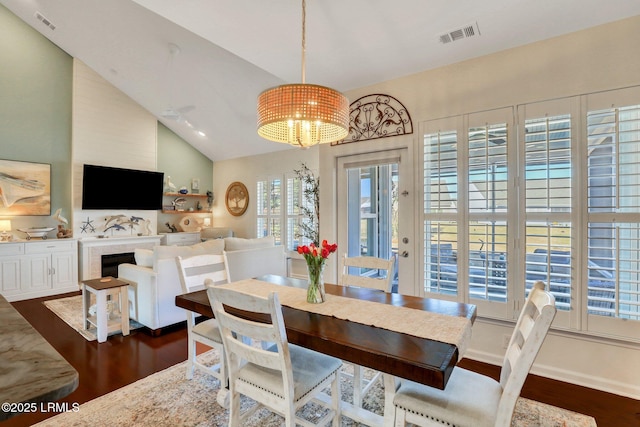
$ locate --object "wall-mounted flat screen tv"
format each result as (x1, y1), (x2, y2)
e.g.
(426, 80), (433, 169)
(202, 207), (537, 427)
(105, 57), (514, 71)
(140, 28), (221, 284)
(82, 164), (164, 210)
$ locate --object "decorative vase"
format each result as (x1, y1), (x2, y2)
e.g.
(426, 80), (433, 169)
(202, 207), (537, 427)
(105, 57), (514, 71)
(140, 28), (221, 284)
(306, 260), (326, 304)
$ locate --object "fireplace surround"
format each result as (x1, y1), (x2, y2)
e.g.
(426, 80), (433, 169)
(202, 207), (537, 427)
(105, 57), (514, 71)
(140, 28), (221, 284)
(79, 236), (162, 281)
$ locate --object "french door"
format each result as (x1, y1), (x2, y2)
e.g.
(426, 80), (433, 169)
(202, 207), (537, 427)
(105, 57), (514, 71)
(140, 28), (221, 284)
(337, 149), (414, 294)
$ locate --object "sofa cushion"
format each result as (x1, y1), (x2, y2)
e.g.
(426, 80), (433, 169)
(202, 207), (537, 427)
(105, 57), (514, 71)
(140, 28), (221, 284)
(134, 248), (154, 267)
(201, 227), (234, 240)
(223, 236), (275, 251)
(153, 239), (225, 270)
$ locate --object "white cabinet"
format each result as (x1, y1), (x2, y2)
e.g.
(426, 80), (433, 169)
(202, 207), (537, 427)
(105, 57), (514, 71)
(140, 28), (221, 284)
(161, 232), (202, 246)
(0, 239), (79, 302)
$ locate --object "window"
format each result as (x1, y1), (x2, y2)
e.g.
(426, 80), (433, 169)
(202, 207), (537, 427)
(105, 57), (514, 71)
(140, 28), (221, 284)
(586, 102), (640, 324)
(423, 109), (513, 319)
(257, 173), (315, 251)
(467, 122), (509, 303)
(256, 177), (281, 245)
(424, 126), (459, 296)
(523, 114), (573, 312)
(422, 88), (640, 341)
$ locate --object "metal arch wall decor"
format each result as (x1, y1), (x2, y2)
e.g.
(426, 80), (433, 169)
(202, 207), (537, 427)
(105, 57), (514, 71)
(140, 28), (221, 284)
(331, 94), (413, 145)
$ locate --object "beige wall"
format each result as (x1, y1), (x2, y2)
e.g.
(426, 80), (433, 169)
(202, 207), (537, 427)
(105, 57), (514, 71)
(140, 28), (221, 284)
(316, 16), (640, 398)
(211, 145), (319, 237)
(210, 16), (640, 398)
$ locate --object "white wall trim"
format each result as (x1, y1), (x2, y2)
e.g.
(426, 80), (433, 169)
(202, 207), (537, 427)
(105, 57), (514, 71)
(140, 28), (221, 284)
(465, 348), (640, 400)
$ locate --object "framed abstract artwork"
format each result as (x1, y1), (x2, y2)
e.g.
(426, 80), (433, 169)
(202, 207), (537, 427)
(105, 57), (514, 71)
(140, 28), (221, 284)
(0, 159), (51, 216)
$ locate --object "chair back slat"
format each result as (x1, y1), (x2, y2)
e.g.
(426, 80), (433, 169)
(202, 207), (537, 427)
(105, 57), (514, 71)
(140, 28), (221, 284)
(207, 286), (294, 391)
(495, 280), (556, 427)
(339, 254), (395, 292)
(222, 322), (282, 371)
(176, 254), (229, 293)
(224, 246), (286, 282)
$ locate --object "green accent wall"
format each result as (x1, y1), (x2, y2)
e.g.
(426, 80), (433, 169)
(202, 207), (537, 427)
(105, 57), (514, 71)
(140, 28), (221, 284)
(0, 5), (72, 220)
(157, 123), (213, 194)
(0, 5), (213, 231)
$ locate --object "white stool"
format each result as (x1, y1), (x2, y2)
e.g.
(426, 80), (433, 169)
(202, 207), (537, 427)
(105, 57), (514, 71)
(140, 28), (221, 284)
(82, 276), (130, 343)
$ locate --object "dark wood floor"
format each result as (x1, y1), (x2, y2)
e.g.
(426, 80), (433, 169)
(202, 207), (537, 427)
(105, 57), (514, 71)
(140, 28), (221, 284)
(6, 291), (640, 426)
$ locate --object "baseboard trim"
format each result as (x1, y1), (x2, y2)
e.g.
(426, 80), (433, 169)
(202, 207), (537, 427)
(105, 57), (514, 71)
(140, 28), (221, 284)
(465, 349), (640, 400)
(4, 285), (81, 302)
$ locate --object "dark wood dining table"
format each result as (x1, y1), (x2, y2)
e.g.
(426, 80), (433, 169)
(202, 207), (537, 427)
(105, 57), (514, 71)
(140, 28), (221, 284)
(175, 274), (476, 390)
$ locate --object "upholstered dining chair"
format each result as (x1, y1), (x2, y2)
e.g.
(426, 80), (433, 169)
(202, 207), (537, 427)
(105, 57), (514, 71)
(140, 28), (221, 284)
(176, 254), (229, 385)
(207, 285), (343, 427)
(338, 253), (395, 408)
(393, 280), (557, 427)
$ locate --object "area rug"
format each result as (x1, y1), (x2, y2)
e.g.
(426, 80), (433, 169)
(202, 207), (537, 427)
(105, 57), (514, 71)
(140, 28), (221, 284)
(43, 295), (143, 341)
(34, 349), (596, 427)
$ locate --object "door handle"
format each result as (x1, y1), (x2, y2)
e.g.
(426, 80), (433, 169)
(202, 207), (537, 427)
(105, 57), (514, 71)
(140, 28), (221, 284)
(401, 251), (409, 258)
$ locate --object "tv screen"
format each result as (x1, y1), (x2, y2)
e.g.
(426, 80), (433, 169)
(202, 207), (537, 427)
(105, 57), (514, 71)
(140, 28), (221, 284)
(82, 164), (164, 210)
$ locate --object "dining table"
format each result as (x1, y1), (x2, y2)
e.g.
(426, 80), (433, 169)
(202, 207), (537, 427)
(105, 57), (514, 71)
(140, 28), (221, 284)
(175, 274), (476, 426)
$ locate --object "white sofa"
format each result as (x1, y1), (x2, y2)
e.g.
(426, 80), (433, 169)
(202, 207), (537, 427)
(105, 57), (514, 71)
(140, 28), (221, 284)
(118, 236), (286, 334)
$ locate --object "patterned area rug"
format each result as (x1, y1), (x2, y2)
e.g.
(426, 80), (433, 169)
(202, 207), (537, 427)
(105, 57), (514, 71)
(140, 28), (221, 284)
(43, 295), (143, 341)
(34, 349), (597, 427)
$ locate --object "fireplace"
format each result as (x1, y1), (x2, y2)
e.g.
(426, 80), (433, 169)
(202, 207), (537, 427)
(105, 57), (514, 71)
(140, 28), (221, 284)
(101, 252), (135, 278)
(79, 236), (162, 281)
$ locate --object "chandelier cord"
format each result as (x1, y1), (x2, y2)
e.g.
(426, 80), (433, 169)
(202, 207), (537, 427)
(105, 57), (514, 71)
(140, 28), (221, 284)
(301, 0), (306, 84)
(256, 0), (348, 146)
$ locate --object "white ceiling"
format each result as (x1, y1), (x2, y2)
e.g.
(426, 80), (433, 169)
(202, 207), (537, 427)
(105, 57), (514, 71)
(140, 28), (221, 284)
(3, 0), (640, 161)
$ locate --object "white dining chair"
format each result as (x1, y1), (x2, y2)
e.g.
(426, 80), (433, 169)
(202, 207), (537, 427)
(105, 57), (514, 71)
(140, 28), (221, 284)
(223, 245), (286, 282)
(338, 253), (395, 409)
(207, 285), (342, 427)
(176, 254), (229, 386)
(393, 280), (557, 427)
(339, 254), (395, 292)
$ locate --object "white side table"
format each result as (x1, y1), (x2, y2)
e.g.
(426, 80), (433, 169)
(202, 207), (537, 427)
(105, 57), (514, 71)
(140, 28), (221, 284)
(82, 276), (130, 343)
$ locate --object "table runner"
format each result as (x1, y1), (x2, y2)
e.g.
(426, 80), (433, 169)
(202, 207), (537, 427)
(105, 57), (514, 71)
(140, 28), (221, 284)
(216, 279), (472, 358)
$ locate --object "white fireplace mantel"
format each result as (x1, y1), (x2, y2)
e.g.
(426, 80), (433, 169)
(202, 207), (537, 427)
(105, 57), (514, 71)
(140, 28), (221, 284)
(78, 235), (161, 280)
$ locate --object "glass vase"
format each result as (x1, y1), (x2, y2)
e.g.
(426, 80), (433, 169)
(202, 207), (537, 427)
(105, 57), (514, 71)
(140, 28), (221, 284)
(306, 261), (326, 304)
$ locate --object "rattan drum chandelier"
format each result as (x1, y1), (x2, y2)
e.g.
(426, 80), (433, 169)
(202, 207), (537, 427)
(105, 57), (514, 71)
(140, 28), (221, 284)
(257, 0), (349, 148)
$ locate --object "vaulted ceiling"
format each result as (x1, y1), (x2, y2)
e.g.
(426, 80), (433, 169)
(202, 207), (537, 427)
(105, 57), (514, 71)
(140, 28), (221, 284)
(2, 0), (639, 161)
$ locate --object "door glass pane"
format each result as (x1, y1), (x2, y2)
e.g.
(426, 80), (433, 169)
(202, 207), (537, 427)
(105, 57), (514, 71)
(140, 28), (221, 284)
(347, 164), (397, 285)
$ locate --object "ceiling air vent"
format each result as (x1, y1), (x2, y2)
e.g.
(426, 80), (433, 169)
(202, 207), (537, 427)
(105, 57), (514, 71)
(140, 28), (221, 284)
(439, 22), (480, 44)
(34, 11), (56, 31)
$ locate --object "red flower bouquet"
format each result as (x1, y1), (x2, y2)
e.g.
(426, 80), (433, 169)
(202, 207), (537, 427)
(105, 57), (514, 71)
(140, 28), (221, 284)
(297, 240), (338, 303)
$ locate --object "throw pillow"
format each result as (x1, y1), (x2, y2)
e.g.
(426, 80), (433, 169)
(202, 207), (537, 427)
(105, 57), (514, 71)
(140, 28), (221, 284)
(153, 245), (190, 270)
(153, 239), (226, 270)
(134, 248), (154, 267)
(223, 236), (275, 251)
(192, 239), (225, 255)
